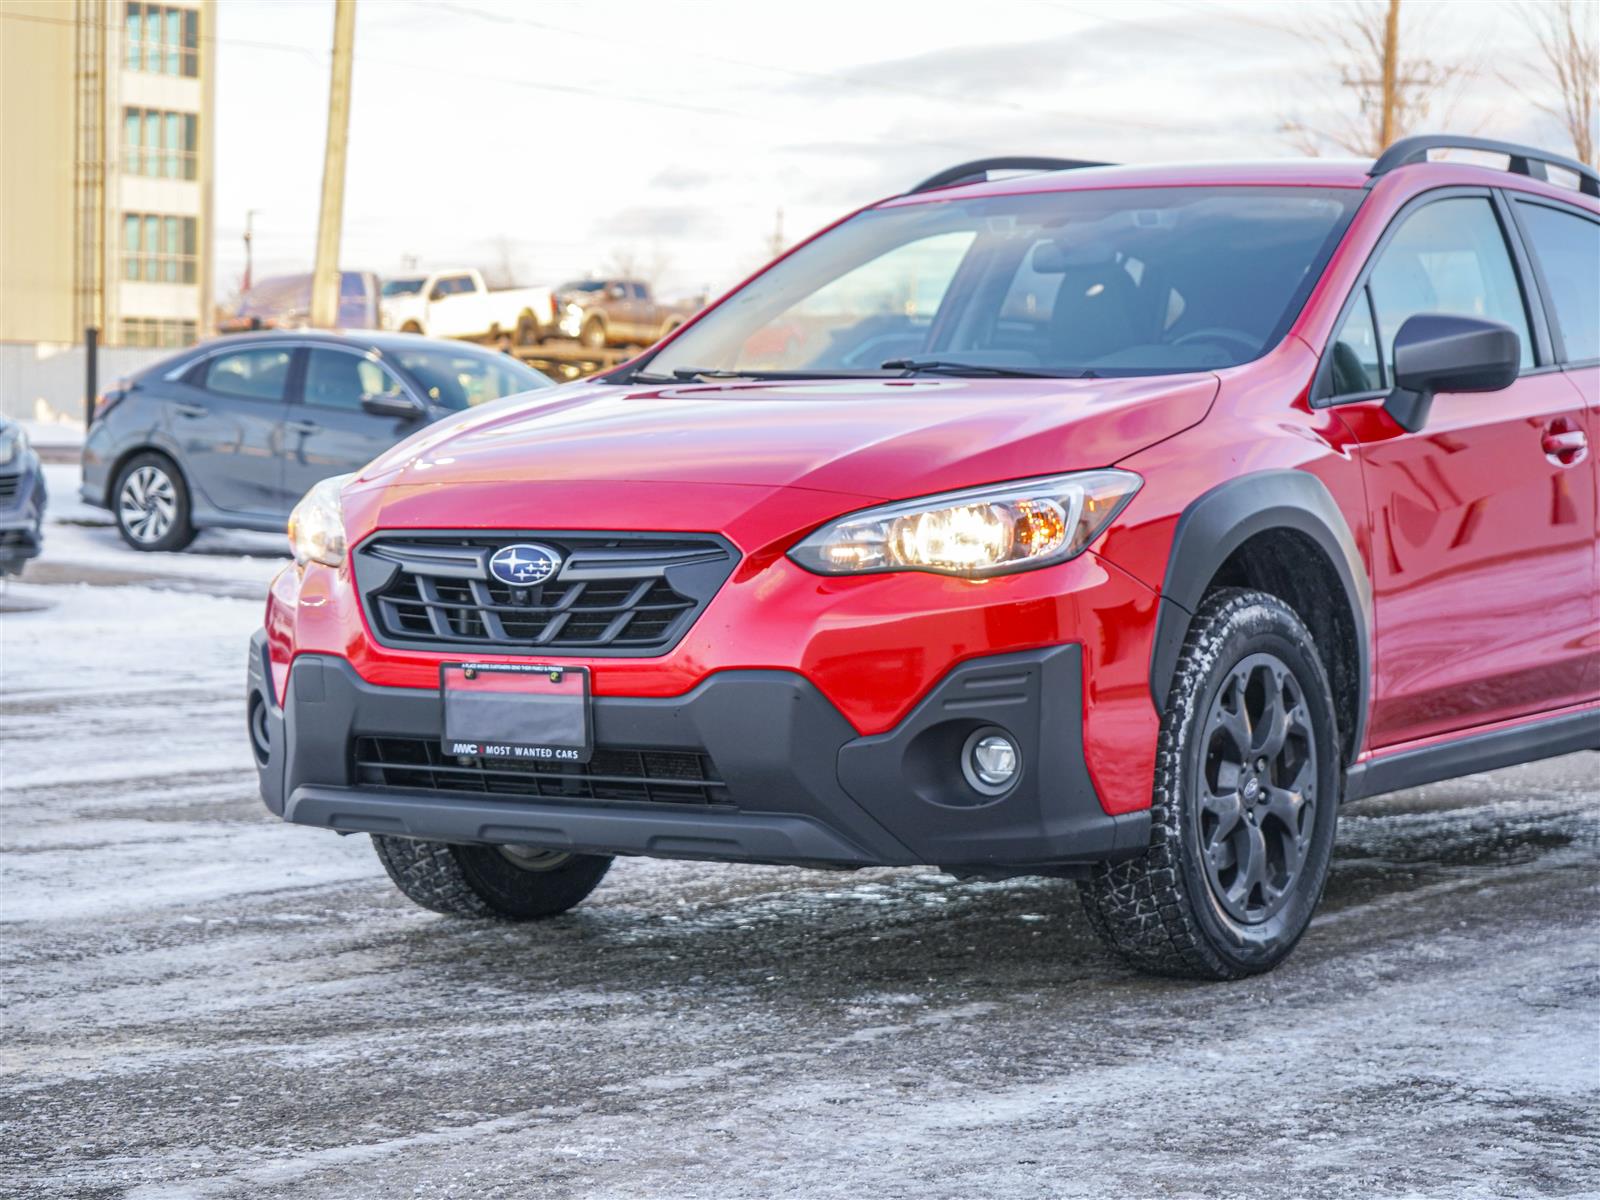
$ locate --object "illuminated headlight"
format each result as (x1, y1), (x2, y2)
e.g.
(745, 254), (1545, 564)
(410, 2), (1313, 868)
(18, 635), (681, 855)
(287, 473), (354, 567)
(0, 426), (27, 466)
(789, 470), (1141, 578)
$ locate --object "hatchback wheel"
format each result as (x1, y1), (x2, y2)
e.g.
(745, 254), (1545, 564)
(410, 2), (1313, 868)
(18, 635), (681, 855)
(1079, 588), (1340, 979)
(113, 453), (196, 552)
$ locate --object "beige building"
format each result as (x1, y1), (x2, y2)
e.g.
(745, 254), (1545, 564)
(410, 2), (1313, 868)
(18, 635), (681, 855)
(0, 0), (216, 349)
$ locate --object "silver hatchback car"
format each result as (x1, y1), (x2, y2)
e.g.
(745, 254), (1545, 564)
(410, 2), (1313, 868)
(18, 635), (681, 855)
(80, 331), (550, 551)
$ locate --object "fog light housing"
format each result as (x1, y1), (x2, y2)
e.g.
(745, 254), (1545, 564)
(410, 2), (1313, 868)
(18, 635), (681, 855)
(962, 728), (1020, 795)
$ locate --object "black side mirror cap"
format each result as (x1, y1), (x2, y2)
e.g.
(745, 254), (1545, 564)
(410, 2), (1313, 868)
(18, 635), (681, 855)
(361, 393), (425, 420)
(1383, 314), (1520, 433)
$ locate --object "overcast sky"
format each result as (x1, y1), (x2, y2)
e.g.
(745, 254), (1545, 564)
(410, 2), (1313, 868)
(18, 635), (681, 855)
(213, 0), (1585, 299)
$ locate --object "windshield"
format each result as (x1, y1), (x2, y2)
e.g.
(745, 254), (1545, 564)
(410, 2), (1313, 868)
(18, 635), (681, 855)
(559, 280), (605, 293)
(645, 186), (1359, 378)
(394, 347), (550, 410)
(382, 277), (425, 297)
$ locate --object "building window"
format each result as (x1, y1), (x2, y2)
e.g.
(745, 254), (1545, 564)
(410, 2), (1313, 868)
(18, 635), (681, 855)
(125, 3), (199, 78)
(122, 213), (198, 284)
(122, 108), (199, 180)
(120, 318), (198, 348)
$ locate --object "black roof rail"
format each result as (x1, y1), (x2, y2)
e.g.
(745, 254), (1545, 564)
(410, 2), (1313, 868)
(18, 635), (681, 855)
(1370, 134), (1600, 198)
(909, 156), (1113, 195)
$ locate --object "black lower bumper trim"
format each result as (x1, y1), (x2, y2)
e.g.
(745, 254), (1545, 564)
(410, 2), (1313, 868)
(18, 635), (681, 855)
(250, 632), (1150, 871)
(286, 785), (888, 866)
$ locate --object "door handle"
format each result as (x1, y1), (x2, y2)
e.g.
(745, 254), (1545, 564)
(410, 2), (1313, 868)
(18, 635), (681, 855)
(286, 419), (319, 434)
(173, 402), (207, 418)
(1542, 428), (1588, 464)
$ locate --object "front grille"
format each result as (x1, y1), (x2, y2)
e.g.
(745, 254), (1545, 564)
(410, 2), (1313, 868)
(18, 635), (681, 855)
(353, 532), (738, 656)
(353, 736), (732, 807)
(0, 474), (21, 503)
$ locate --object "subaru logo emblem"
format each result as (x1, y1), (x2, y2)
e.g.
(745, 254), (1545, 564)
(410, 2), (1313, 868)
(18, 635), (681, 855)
(488, 543), (561, 586)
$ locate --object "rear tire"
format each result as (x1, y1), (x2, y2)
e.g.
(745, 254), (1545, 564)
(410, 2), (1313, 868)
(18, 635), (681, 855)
(1078, 588), (1340, 980)
(372, 835), (612, 920)
(113, 452), (196, 552)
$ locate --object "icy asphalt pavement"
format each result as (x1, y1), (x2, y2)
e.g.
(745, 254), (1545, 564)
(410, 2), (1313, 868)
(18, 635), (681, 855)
(2, 466), (1597, 1199)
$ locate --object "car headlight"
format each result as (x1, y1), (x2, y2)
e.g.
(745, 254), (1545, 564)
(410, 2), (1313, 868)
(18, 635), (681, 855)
(789, 469), (1142, 578)
(0, 426), (27, 466)
(287, 473), (354, 567)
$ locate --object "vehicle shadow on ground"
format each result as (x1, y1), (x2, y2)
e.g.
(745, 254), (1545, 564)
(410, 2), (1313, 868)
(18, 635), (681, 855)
(348, 781), (1592, 1003)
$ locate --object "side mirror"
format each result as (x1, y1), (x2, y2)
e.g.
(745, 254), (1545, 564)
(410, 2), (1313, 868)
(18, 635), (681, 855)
(361, 393), (425, 420)
(1384, 314), (1519, 433)
(428, 287), (446, 302)
(607, 284), (626, 300)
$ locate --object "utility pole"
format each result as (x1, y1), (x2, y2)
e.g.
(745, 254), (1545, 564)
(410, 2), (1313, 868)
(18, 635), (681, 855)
(1379, 0), (1401, 149)
(242, 209), (259, 293)
(310, 0), (356, 328)
(767, 208), (785, 260)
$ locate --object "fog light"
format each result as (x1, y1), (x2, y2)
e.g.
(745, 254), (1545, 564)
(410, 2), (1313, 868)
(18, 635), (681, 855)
(962, 728), (1020, 795)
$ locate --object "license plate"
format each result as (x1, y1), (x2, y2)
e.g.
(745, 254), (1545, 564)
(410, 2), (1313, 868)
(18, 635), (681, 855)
(440, 663), (592, 764)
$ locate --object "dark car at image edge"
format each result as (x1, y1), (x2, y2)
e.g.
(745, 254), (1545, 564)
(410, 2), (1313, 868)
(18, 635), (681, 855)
(248, 136), (1600, 980)
(0, 416), (47, 575)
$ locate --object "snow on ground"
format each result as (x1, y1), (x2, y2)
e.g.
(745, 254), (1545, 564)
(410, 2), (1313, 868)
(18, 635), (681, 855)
(1, 463), (1597, 1198)
(36, 462), (288, 591)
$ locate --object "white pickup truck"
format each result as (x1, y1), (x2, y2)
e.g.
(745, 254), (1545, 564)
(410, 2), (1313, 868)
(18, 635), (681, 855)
(380, 268), (558, 345)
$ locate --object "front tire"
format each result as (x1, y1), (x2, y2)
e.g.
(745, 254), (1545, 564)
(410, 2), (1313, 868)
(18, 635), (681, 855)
(1078, 588), (1340, 980)
(579, 317), (606, 349)
(113, 452), (196, 552)
(372, 836), (612, 920)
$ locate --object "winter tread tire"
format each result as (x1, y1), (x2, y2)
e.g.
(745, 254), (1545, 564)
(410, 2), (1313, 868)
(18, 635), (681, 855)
(1078, 588), (1341, 980)
(372, 835), (612, 920)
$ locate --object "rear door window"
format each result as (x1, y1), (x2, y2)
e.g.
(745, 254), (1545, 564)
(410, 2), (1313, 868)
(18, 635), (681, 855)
(1515, 200), (1600, 363)
(201, 347), (291, 400)
(1368, 197), (1534, 373)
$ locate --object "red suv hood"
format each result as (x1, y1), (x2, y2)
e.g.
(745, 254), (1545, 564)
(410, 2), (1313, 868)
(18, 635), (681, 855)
(362, 373), (1218, 502)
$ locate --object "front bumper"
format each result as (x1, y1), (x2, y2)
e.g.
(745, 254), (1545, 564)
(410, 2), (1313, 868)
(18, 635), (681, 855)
(250, 630), (1148, 872)
(0, 460), (46, 572)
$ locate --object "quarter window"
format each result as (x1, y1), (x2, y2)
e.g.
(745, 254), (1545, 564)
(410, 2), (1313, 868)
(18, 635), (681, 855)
(1368, 197), (1534, 373)
(1515, 201), (1600, 363)
(202, 348), (291, 401)
(1321, 287), (1383, 398)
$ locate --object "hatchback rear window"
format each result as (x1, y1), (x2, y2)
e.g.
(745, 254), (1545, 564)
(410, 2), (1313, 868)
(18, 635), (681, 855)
(646, 186), (1361, 378)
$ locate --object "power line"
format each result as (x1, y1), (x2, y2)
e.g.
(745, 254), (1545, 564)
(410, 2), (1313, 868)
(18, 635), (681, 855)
(434, 0), (1197, 133)
(0, 6), (1015, 152)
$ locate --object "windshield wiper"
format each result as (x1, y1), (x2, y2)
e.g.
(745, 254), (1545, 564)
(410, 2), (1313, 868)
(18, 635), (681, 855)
(672, 368), (755, 381)
(881, 359), (1095, 379)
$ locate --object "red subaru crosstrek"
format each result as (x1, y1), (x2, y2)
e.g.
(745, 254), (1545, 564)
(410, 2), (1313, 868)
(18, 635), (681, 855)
(249, 136), (1600, 979)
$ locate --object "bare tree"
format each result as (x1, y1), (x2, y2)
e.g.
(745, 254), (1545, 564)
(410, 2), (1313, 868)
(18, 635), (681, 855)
(1281, 0), (1470, 156)
(481, 235), (528, 289)
(602, 245), (672, 288)
(1520, 0), (1599, 167)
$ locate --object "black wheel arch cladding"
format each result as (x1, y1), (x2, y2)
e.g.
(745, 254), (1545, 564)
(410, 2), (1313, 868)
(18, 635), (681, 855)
(1148, 469), (1372, 762)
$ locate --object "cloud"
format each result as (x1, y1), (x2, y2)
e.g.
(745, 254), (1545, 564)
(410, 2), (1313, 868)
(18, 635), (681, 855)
(649, 165), (716, 191)
(591, 204), (720, 240)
